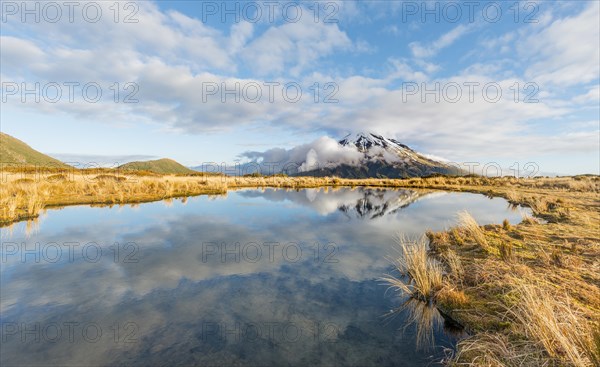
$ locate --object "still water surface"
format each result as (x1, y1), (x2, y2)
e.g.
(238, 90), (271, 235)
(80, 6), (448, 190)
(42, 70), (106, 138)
(0, 188), (529, 366)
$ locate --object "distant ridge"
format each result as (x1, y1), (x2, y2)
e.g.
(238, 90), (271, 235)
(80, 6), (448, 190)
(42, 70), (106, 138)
(118, 158), (195, 175)
(0, 132), (71, 168)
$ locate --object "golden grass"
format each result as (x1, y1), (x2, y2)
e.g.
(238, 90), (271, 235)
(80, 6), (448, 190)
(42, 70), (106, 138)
(437, 287), (468, 309)
(453, 282), (600, 367)
(441, 249), (464, 282)
(420, 177), (599, 366)
(506, 281), (599, 367)
(457, 211), (492, 252)
(453, 333), (537, 367)
(2, 169), (598, 227)
(0, 171), (228, 225)
(381, 235), (444, 302)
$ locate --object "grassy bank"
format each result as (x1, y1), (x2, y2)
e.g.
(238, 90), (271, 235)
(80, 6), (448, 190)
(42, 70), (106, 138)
(2, 168), (599, 365)
(0, 167), (407, 226)
(383, 175), (599, 366)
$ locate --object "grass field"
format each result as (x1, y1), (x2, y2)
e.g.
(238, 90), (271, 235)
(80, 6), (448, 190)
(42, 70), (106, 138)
(2, 167), (599, 366)
(385, 175), (600, 366)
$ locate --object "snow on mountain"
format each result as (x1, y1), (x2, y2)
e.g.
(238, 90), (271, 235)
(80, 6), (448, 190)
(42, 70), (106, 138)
(339, 132), (411, 152)
(337, 132), (446, 166)
(226, 133), (459, 178)
(298, 132), (457, 178)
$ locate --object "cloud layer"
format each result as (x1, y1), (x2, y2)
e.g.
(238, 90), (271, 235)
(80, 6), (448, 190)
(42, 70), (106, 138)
(1, 1), (598, 171)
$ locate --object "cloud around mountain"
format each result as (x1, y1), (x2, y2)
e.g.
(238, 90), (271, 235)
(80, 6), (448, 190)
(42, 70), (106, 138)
(241, 136), (364, 173)
(238, 133), (456, 177)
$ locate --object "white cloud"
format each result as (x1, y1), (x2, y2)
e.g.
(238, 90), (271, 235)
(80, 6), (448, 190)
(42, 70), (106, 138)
(520, 2), (600, 87)
(241, 136), (363, 172)
(228, 21), (254, 55)
(572, 86), (600, 104)
(387, 59), (429, 82)
(409, 24), (471, 58)
(382, 25), (400, 36)
(241, 16), (351, 76)
(1, 1), (597, 171)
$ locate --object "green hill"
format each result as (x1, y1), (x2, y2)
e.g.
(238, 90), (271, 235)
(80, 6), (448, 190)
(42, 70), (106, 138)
(0, 132), (70, 168)
(119, 158), (195, 175)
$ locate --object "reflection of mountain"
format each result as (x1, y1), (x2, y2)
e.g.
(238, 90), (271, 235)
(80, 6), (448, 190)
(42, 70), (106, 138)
(239, 187), (428, 219)
(337, 189), (424, 219)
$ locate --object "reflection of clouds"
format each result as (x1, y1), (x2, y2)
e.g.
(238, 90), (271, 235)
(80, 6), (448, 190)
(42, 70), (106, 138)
(1, 270), (452, 367)
(1, 190), (530, 311)
(1, 188), (528, 366)
(1, 189), (530, 312)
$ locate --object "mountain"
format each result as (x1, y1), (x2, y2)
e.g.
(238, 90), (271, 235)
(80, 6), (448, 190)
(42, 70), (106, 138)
(118, 158), (196, 175)
(0, 133), (71, 168)
(299, 133), (460, 178)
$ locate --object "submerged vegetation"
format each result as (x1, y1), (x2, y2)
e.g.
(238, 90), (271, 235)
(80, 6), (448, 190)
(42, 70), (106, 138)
(1, 167), (599, 366)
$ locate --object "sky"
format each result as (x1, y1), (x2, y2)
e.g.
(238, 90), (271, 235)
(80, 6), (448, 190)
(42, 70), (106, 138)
(1, 0), (599, 175)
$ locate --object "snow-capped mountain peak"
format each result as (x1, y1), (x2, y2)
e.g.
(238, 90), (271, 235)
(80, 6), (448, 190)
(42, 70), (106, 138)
(339, 132), (412, 153)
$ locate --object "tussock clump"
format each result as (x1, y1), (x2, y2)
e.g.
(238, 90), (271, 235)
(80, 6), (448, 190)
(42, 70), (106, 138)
(450, 227), (465, 246)
(442, 249), (464, 282)
(14, 178), (35, 184)
(499, 242), (514, 262)
(95, 174), (127, 182)
(506, 282), (599, 367)
(46, 174), (67, 182)
(437, 286), (468, 309)
(505, 189), (520, 204)
(381, 235), (443, 302)
(457, 211), (493, 252)
(453, 332), (543, 366)
(520, 214), (538, 225)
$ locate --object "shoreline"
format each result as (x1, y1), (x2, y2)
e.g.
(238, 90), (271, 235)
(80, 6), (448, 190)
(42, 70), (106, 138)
(2, 172), (599, 365)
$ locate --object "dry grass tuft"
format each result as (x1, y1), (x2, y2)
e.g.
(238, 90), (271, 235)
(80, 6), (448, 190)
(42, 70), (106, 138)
(457, 211), (493, 253)
(506, 281), (599, 367)
(453, 332), (542, 366)
(442, 249), (464, 282)
(499, 241), (514, 262)
(450, 227), (466, 246)
(381, 235), (444, 302)
(95, 174), (127, 182)
(437, 286), (468, 309)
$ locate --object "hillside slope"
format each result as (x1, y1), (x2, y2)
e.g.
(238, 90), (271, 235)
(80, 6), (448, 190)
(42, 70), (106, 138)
(119, 158), (195, 175)
(0, 133), (70, 168)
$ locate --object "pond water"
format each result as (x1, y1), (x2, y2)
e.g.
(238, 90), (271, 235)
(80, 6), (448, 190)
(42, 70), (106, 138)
(0, 188), (530, 366)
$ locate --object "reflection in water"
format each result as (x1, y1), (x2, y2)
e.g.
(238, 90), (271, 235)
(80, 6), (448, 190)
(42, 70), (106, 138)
(383, 298), (442, 350)
(0, 188), (529, 366)
(238, 187), (428, 218)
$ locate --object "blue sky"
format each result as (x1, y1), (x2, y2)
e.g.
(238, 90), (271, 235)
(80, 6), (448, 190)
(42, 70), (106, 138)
(1, 0), (599, 174)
